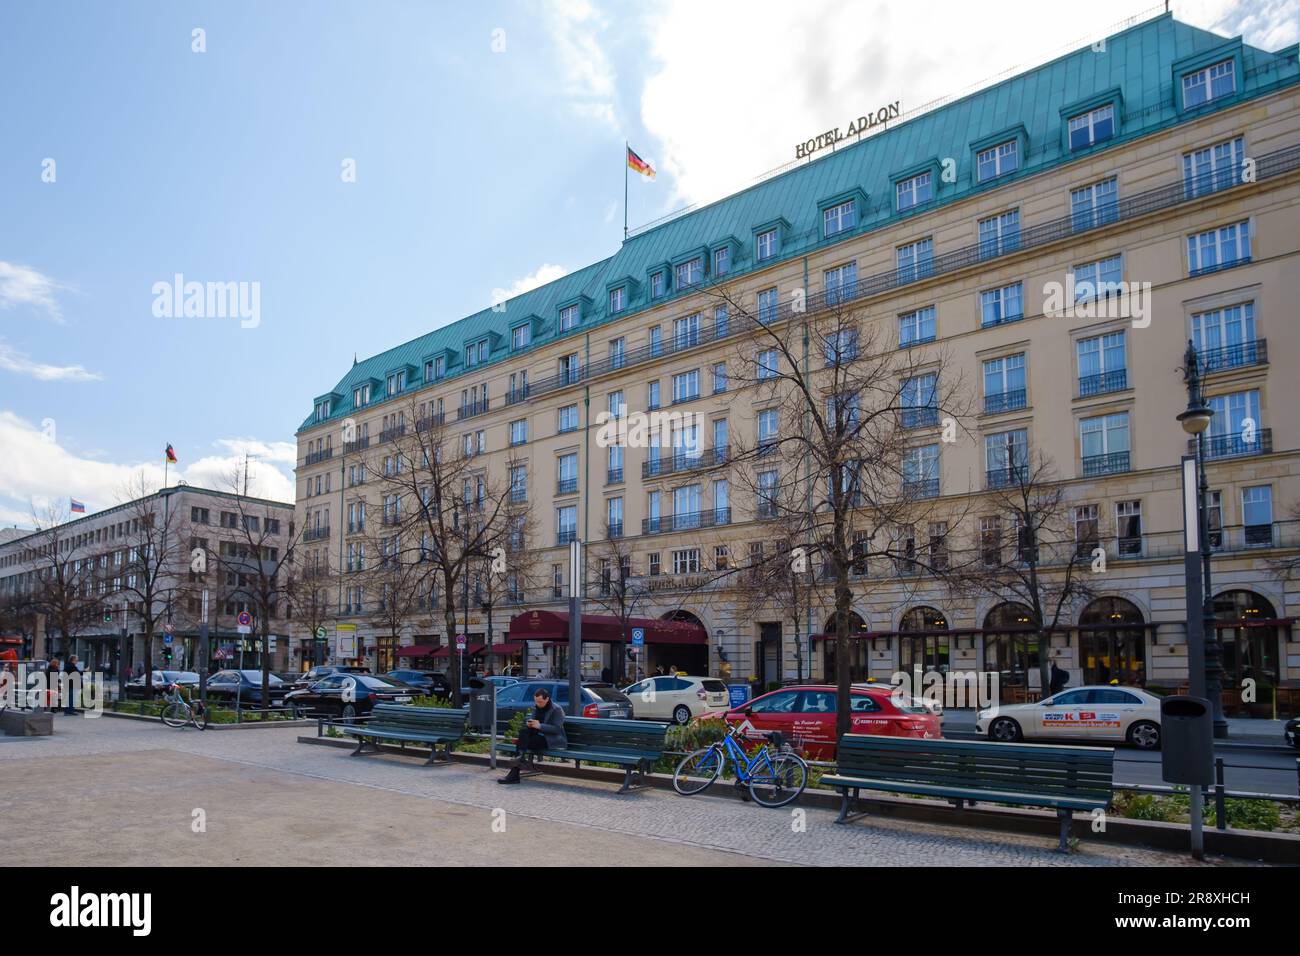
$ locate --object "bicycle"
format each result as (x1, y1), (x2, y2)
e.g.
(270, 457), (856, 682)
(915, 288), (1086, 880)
(672, 722), (808, 807)
(160, 683), (208, 730)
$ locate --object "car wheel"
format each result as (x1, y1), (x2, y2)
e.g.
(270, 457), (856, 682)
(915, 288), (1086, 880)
(671, 705), (692, 725)
(989, 717), (1022, 742)
(1127, 720), (1160, 750)
(341, 703), (357, 724)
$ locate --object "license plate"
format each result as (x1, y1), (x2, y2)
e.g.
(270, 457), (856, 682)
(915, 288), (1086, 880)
(394, 696), (412, 703)
(610, 709), (628, 718)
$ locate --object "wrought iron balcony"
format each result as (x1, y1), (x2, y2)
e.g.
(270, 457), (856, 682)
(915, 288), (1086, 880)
(379, 424), (406, 443)
(1116, 535), (1143, 557)
(509, 488), (527, 504)
(556, 477), (578, 495)
(1078, 368), (1128, 397)
(902, 477), (940, 499)
(1194, 429), (1272, 461)
(640, 508), (730, 535)
(458, 399), (489, 420)
(344, 436), (369, 454)
(415, 413), (444, 433)
(984, 389), (1027, 414)
(985, 466), (1028, 490)
(381, 513), (401, 527)
(607, 521), (624, 539)
(1198, 339), (1267, 373)
(1244, 523), (1274, 547)
(1081, 451), (1130, 476)
(607, 467), (624, 484)
(901, 407), (939, 430)
(305, 448), (333, 465)
(303, 526), (330, 542)
(556, 529), (577, 546)
(641, 445), (728, 479)
(505, 386), (530, 406)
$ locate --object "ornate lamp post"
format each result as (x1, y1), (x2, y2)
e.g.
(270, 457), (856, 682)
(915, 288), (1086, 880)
(1177, 340), (1228, 738)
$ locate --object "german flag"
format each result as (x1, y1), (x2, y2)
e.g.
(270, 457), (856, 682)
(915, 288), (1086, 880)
(627, 146), (655, 180)
(165, 443), (177, 464)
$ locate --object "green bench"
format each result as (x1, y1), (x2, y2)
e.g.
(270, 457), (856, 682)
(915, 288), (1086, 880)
(822, 734), (1114, 852)
(499, 717), (668, 793)
(342, 704), (469, 765)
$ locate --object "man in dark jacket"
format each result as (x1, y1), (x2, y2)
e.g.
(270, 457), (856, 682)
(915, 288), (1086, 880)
(1049, 659), (1069, 695)
(62, 655), (80, 715)
(499, 687), (567, 784)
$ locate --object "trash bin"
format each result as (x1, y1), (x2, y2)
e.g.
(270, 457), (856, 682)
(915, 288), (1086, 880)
(467, 677), (494, 732)
(1160, 694), (1213, 785)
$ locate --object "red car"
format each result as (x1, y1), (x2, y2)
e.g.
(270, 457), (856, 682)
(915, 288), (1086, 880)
(705, 684), (942, 760)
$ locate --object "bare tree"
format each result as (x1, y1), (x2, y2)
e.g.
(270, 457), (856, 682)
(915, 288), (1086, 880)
(586, 523), (654, 684)
(117, 476), (188, 695)
(23, 501), (102, 660)
(362, 518), (427, 677)
(290, 551), (336, 668)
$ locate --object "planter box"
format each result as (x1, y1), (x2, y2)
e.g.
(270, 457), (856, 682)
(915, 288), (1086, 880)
(2, 708), (54, 736)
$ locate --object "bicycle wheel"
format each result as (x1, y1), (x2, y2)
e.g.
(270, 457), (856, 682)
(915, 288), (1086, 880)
(161, 701), (188, 728)
(192, 702), (208, 730)
(672, 746), (723, 796)
(748, 752), (808, 808)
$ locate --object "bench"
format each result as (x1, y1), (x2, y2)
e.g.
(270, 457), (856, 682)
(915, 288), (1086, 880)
(342, 704), (469, 765)
(499, 717), (668, 793)
(822, 734), (1114, 853)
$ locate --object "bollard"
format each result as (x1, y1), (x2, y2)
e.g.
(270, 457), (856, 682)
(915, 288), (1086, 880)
(1214, 757), (1226, 830)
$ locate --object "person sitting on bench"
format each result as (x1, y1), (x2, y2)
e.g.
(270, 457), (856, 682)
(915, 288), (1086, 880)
(499, 686), (567, 785)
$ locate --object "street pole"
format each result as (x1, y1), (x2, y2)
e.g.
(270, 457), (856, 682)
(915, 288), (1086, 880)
(1197, 428), (1228, 739)
(568, 538), (582, 711)
(198, 588), (210, 710)
(117, 602), (127, 704)
(1180, 456), (1207, 860)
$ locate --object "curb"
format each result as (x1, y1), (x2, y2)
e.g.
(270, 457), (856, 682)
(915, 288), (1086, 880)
(296, 735), (1300, 864)
(944, 729), (1294, 755)
(103, 710), (316, 730)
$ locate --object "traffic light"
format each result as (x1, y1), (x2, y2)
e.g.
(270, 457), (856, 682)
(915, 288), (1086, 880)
(102, 608), (113, 624)
(163, 647), (173, 664)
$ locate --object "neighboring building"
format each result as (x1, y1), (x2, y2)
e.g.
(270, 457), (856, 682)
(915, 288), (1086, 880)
(294, 14), (1300, 708)
(0, 485), (296, 674)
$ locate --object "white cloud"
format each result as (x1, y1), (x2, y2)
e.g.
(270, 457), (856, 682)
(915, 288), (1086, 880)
(638, 0), (1294, 209)
(493, 262), (568, 306)
(0, 341), (102, 382)
(0, 412), (295, 520)
(541, 0), (619, 128)
(0, 261), (67, 322)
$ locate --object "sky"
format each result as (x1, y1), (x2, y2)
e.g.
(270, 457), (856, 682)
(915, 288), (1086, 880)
(1, 0), (1295, 528)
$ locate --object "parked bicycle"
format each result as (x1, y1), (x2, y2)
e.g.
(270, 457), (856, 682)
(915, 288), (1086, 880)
(672, 722), (808, 807)
(160, 683), (207, 730)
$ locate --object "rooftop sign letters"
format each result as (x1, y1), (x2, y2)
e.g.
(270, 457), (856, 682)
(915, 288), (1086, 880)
(795, 101), (901, 159)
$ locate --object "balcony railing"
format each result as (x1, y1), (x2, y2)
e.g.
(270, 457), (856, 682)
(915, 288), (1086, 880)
(505, 385), (530, 406)
(458, 399), (489, 420)
(1116, 535), (1143, 557)
(984, 389), (1027, 414)
(1081, 451), (1130, 476)
(556, 529), (577, 546)
(607, 467), (624, 484)
(415, 413), (444, 432)
(379, 424), (406, 443)
(1244, 523), (1274, 547)
(901, 407), (939, 430)
(1078, 368), (1128, 397)
(1199, 339), (1267, 373)
(902, 477), (940, 499)
(344, 436), (369, 454)
(985, 466), (1028, 490)
(641, 445), (728, 479)
(509, 488), (527, 504)
(305, 449), (333, 465)
(556, 477), (578, 495)
(1194, 429), (1272, 460)
(303, 526), (330, 542)
(346, 521), (365, 535)
(381, 513), (401, 527)
(607, 521), (624, 539)
(641, 508), (731, 535)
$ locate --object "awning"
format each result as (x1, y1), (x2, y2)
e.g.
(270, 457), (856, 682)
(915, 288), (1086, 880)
(508, 610), (706, 646)
(431, 642), (486, 658)
(485, 641), (525, 655)
(395, 644), (439, 658)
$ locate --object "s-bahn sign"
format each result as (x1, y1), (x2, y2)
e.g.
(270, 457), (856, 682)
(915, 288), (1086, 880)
(795, 101), (901, 159)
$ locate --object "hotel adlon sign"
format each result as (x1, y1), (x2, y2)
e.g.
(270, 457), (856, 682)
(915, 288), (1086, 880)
(795, 101), (901, 159)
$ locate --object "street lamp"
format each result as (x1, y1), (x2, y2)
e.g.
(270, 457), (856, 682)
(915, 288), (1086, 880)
(1179, 340), (1228, 739)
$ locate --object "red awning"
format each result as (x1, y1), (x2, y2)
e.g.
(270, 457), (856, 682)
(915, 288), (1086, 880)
(485, 642), (525, 655)
(508, 610), (706, 646)
(395, 644), (439, 658)
(430, 642), (487, 658)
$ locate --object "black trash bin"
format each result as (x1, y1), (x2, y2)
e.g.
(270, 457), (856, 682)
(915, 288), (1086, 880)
(467, 677), (494, 732)
(1160, 694), (1213, 785)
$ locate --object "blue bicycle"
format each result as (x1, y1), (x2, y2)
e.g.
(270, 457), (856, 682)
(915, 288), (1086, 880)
(672, 722), (808, 807)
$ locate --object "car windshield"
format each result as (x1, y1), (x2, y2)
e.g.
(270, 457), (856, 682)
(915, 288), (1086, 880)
(587, 687), (630, 703)
(238, 670), (283, 684)
(162, 671), (198, 682)
(701, 680), (728, 693)
(354, 675), (400, 689)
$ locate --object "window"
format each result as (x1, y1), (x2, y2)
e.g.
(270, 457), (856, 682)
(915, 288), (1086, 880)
(512, 324), (531, 349)
(1242, 486), (1273, 545)
(1192, 302), (1258, 371)
(650, 271), (665, 299)
(608, 286), (626, 313)
(558, 404), (579, 433)
(557, 454), (578, 494)
(608, 390), (625, 417)
(902, 444), (940, 497)
(647, 380), (661, 410)
(713, 304), (729, 338)
(385, 370), (405, 396)
(825, 262), (857, 305)
(757, 287), (778, 323)
(648, 552), (661, 576)
(1068, 104), (1114, 151)
(673, 485), (701, 527)
(1072, 254), (1123, 300)
(559, 353), (581, 384)
(712, 477), (728, 519)
(1182, 58), (1235, 109)
(672, 370), (699, 403)
(559, 304), (579, 332)
(353, 383), (370, 407)
(825, 327), (858, 366)
(980, 282), (1023, 327)
(711, 362), (727, 394)
(823, 199), (856, 237)
(1188, 221), (1250, 276)
(901, 373), (938, 428)
(1183, 136), (1244, 198)
(190, 507), (210, 524)
(1207, 389), (1262, 458)
(896, 237), (933, 283)
(896, 171), (932, 211)
(509, 465), (527, 502)
(649, 326), (662, 357)
(757, 349), (778, 380)
(314, 399), (330, 421)
(983, 353), (1026, 413)
(674, 314), (700, 350)
(1207, 490), (1224, 549)
(757, 408), (779, 453)
(1074, 504), (1100, 556)
(509, 419), (527, 446)
(928, 521), (949, 570)
(712, 418), (729, 453)
(980, 516), (1002, 567)
(672, 549), (701, 574)
(1077, 331), (1127, 396)
(607, 443), (623, 482)
(756, 228), (777, 261)
(647, 490), (661, 531)
(1080, 412), (1130, 475)
(713, 246), (730, 276)
(757, 470), (779, 517)
(1070, 177), (1118, 231)
(976, 140), (1018, 182)
(898, 306), (936, 347)
(607, 497), (624, 537)
(465, 341), (488, 367)
(985, 428), (1029, 486)
(556, 506), (577, 544)
(714, 544), (729, 570)
(1116, 500), (1142, 556)
(977, 210), (1019, 258)
(552, 564), (564, 598)
(675, 257), (703, 290)
(609, 337), (626, 368)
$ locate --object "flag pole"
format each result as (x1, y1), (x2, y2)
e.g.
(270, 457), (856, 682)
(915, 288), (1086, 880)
(164, 448), (169, 488)
(624, 141), (629, 241)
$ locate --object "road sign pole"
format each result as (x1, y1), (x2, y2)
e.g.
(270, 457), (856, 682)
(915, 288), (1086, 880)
(568, 539), (582, 713)
(199, 589), (210, 710)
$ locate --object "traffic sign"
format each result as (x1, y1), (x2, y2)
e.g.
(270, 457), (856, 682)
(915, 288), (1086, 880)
(237, 625), (251, 635)
(163, 634), (174, 646)
(455, 633), (467, 650)
(237, 611), (253, 627)
(631, 627), (645, 646)
(314, 626), (327, 641)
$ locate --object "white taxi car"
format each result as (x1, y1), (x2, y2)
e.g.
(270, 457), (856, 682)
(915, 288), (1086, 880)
(975, 685), (1163, 749)
(620, 675), (730, 724)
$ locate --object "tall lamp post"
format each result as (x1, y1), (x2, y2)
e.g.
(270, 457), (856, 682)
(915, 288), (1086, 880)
(1177, 340), (1229, 739)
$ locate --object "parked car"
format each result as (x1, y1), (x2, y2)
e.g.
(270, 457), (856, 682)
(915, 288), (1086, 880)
(284, 673), (417, 720)
(125, 670), (199, 699)
(975, 685), (1163, 749)
(1284, 716), (1297, 749)
(491, 680), (633, 731)
(385, 669), (451, 697)
(460, 674), (521, 698)
(620, 674), (729, 725)
(285, 664), (371, 692)
(204, 669), (291, 708)
(702, 684), (943, 760)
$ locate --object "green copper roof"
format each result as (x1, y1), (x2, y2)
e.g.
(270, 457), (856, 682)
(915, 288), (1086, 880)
(302, 12), (1299, 433)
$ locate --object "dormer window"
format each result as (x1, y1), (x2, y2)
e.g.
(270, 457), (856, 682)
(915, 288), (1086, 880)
(675, 257), (703, 290)
(756, 229), (777, 261)
(559, 304), (579, 332)
(895, 171), (932, 211)
(713, 247), (730, 276)
(1182, 59), (1235, 109)
(465, 340), (489, 367)
(823, 199), (856, 237)
(609, 286), (626, 313)
(314, 400), (331, 422)
(1068, 105), (1114, 151)
(353, 383), (370, 407)
(650, 271), (665, 299)
(386, 370), (406, 397)
(976, 140), (1018, 183)
(512, 324), (531, 349)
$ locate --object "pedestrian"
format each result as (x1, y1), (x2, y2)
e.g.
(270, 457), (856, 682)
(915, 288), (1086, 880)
(498, 686), (566, 785)
(1049, 658), (1069, 695)
(668, 664), (679, 677)
(600, 666), (612, 685)
(63, 655), (79, 715)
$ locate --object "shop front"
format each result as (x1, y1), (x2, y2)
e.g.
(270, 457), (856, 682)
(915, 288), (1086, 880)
(507, 610), (709, 682)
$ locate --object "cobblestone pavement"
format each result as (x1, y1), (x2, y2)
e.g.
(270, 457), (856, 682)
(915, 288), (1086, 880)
(1, 714), (1230, 867)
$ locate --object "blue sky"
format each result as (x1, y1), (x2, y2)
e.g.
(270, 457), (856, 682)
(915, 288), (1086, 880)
(1, 0), (1293, 526)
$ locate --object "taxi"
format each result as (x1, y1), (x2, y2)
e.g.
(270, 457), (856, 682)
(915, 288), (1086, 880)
(976, 685), (1163, 749)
